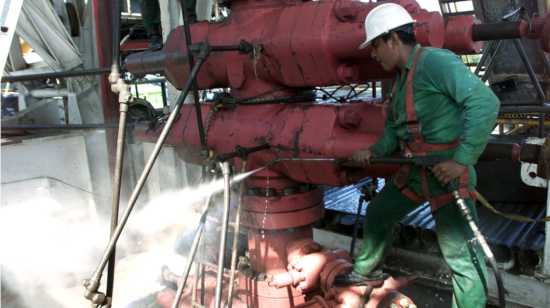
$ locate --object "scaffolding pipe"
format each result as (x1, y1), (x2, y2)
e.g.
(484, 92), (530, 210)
(495, 118), (550, 126)
(215, 162), (232, 308)
(106, 103), (128, 298)
(1, 67), (113, 83)
(1, 124), (128, 131)
(180, 0), (207, 154)
(105, 0), (125, 297)
(227, 160), (247, 308)
(512, 39), (546, 102)
(171, 190), (215, 308)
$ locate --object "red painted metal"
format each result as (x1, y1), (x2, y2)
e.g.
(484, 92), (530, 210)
(322, 273), (419, 308)
(526, 15), (550, 52)
(135, 101), (399, 186)
(120, 39), (149, 51)
(125, 0), (470, 307)
(134, 95), (404, 308)
(247, 226), (314, 275)
(92, 0), (119, 179)
(540, 14), (550, 53)
(286, 239), (325, 264)
(124, 0), (479, 100)
(270, 248), (352, 292)
(442, 15), (483, 54)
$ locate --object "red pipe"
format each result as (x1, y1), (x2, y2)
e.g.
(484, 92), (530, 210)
(92, 0), (120, 180)
(135, 101), (399, 186)
(125, 0), (477, 99)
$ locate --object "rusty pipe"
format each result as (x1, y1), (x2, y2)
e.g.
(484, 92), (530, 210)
(472, 21), (528, 41)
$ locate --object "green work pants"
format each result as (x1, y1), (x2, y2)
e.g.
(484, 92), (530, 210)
(354, 178), (488, 308)
(138, 0), (197, 28)
(138, 0), (161, 28)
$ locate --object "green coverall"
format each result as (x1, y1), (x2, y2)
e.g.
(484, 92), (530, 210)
(354, 44), (500, 308)
(138, 0), (196, 28)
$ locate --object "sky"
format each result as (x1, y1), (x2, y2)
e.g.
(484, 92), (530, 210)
(416, 0), (442, 13)
(360, 0), (475, 14)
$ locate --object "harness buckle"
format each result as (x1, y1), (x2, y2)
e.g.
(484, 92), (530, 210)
(406, 121), (422, 133)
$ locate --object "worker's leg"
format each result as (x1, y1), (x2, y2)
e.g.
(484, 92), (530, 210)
(353, 178), (424, 277)
(138, 0), (162, 50)
(138, 0), (161, 29)
(434, 198), (488, 308)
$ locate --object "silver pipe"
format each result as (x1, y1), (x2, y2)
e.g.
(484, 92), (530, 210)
(1, 124), (127, 131)
(30, 88), (69, 98)
(227, 161), (247, 308)
(106, 100), (130, 298)
(171, 190), (215, 308)
(215, 162), (232, 308)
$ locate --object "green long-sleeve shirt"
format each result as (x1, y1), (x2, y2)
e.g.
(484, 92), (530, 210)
(369, 44), (500, 196)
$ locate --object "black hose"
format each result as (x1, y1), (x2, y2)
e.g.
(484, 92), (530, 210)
(180, 0), (207, 153)
(357, 285), (373, 308)
(370, 157), (415, 164)
(451, 187), (505, 308)
(488, 256), (506, 307)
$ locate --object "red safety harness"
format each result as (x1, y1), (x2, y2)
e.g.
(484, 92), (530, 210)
(382, 47), (476, 213)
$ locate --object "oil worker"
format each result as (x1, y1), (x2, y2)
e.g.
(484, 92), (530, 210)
(333, 4), (499, 308)
(138, 0), (197, 50)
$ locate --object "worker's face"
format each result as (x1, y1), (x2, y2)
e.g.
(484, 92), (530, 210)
(371, 35), (399, 72)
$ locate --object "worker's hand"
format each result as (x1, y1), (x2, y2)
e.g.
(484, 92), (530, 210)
(432, 159), (467, 187)
(353, 149), (377, 166)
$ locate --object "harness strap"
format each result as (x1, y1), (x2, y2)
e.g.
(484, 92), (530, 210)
(430, 168), (476, 212)
(399, 139), (461, 153)
(392, 47), (475, 213)
(399, 167), (476, 213)
(381, 81), (398, 120)
(405, 47), (425, 145)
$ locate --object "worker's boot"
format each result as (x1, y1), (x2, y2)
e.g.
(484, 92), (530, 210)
(188, 10), (197, 24)
(146, 24), (163, 51)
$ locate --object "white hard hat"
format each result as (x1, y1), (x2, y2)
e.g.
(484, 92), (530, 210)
(359, 3), (417, 49)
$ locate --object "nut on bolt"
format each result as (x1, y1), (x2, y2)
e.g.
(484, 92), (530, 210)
(243, 268), (254, 278)
(338, 108), (361, 128)
(257, 272), (266, 282)
(334, 0), (359, 22)
(337, 62), (359, 84)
